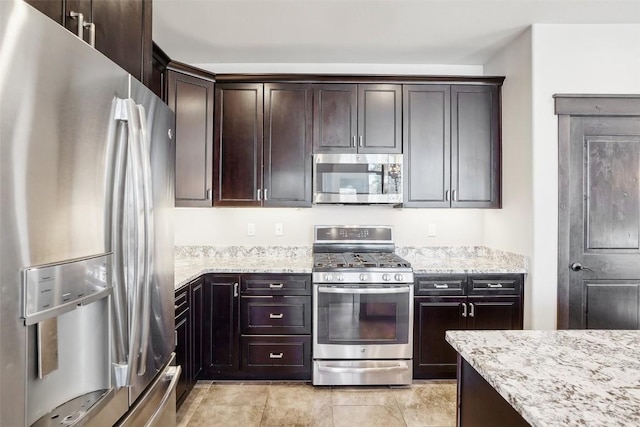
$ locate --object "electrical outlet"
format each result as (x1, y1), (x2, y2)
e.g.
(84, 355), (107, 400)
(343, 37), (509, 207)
(247, 223), (256, 236)
(275, 223), (284, 236)
(427, 223), (437, 237)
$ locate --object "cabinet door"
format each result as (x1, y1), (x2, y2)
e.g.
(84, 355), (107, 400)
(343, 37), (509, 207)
(191, 278), (204, 381)
(264, 83), (313, 207)
(403, 85), (451, 207)
(92, 0), (150, 83)
(358, 84), (402, 154)
(467, 296), (522, 330)
(414, 297), (466, 379)
(167, 70), (214, 207)
(25, 0), (65, 24)
(214, 83), (263, 206)
(174, 312), (189, 406)
(204, 274), (240, 378)
(313, 84), (358, 153)
(451, 85), (501, 208)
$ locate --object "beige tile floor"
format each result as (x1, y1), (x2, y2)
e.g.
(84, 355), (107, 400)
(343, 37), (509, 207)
(177, 381), (457, 427)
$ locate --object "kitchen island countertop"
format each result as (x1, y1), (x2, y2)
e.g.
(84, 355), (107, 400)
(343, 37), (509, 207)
(446, 329), (640, 427)
(174, 245), (527, 290)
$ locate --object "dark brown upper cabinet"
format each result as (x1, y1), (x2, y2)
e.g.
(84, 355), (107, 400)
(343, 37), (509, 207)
(403, 84), (501, 208)
(167, 64), (215, 207)
(313, 84), (402, 154)
(25, 0), (152, 86)
(214, 83), (312, 207)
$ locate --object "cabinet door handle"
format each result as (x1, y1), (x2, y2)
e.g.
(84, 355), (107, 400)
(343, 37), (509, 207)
(269, 283), (284, 289)
(233, 282), (239, 297)
(358, 135), (363, 147)
(434, 283), (449, 289)
(269, 352), (284, 359)
(269, 313), (284, 319)
(469, 302), (475, 317)
(69, 11), (85, 40)
(83, 21), (95, 47)
(257, 189), (262, 201)
(445, 190), (450, 201)
(453, 189), (458, 201)
(352, 136), (356, 147)
(207, 189), (212, 200)
(461, 302), (467, 317)
(487, 283), (503, 288)
(264, 188), (268, 201)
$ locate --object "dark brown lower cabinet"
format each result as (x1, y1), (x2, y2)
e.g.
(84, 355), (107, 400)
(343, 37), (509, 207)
(175, 276), (205, 408)
(414, 274), (524, 379)
(240, 336), (311, 380)
(457, 356), (529, 427)
(203, 274), (241, 379)
(174, 285), (190, 407)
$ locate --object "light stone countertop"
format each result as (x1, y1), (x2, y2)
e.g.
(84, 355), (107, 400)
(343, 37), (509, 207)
(446, 329), (640, 427)
(174, 245), (527, 290)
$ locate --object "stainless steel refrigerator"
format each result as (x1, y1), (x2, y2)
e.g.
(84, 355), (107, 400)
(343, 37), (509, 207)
(0, 2), (178, 426)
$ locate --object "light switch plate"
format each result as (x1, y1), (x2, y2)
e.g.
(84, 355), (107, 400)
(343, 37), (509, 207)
(247, 223), (256, 236)
(275, 223), (284, 236)
(428, 223), (437, 237)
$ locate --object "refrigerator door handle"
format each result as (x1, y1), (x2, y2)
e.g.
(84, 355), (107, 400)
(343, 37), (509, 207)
(111, 99), (132, 386)
(136, 103), (153, 376)
(123, 98), (145, 383)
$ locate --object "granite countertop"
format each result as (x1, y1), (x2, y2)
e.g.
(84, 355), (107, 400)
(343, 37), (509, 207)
(446, 329), (640, 427)
(174, 245), (527, 290)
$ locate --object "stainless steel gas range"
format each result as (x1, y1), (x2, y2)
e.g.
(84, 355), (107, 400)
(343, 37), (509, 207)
(312, 225), (414, 386)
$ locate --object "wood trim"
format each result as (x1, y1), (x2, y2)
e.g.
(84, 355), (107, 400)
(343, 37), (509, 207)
(556, 114), (571, 329)
(554, 94), (640, 116)
(215, 74), (505, 85)
(168, 61), (216, 82)
(152, 42), (171, 69)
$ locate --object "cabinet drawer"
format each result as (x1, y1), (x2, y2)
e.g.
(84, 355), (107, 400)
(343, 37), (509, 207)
(241, 336), (311, 379)
(241, 274), (311, 295)
(241, 296), (311, 334)
(467, 275), (523, 296)
(415, 275), (466, 296)
(174, 288), (189, 317)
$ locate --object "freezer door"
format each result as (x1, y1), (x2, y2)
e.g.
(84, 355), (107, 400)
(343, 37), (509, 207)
(115, 355), (181, 427)
(126, 78), (176, 404)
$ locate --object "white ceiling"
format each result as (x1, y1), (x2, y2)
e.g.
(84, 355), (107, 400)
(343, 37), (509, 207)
(153, 0), (640, 66)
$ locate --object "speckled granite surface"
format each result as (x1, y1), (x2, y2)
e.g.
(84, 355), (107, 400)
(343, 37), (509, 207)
(446, 330), (640, 427)
(174, 245), (527, 290)
(397, 246), (527, 274)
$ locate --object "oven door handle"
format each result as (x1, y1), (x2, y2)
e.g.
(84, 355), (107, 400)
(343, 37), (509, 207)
(317, 286), (410, 295)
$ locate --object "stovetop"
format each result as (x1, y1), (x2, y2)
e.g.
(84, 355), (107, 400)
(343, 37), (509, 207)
(313, 252), (411, 269)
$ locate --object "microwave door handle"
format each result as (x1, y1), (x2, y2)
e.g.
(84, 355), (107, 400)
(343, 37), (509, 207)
(317, 286), (410, 295)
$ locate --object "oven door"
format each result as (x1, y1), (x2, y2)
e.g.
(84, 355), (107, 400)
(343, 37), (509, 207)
(313, 154), (403, 204)
(313, 284), (413, 359)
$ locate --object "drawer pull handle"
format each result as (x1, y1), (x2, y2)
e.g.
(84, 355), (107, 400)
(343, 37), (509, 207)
(269, 313), (284, 319)
(487, 283), (503, 288)
(269, 283), (284, 289)
(434, 284), (449, 289)
(174, 305), (179, 311)
(269, 352), (284, 359)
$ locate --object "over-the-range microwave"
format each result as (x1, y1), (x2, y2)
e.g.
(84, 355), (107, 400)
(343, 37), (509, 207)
(313, 153), (403, 205)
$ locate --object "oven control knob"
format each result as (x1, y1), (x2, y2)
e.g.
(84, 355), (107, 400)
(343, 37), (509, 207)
(359, 273), (368, 282)
(324, 274), (333, 282)
(382, 273), (391, 282)
(394, 273), (404, 282)
(336, 274), (344, 282)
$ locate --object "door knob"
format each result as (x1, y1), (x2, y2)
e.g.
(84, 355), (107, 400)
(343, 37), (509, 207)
(570, 262), (593, 272)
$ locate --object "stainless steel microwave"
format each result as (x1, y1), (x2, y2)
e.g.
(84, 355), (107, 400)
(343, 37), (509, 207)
(313, 153), (403, 204)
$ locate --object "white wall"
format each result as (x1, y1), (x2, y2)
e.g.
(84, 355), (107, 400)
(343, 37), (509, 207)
(483, 29), (534, 327)
(530, 24), (640, 329)
(175, 206), (485, 247)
